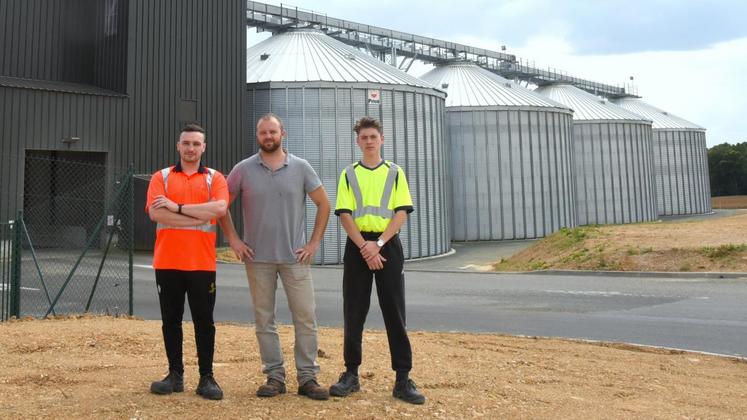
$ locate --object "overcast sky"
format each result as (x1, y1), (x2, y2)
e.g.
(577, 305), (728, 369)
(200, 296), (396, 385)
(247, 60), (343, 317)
(248, 0), (747, 146)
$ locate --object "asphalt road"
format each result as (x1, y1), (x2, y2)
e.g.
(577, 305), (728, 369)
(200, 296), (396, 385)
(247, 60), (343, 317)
(131, 256), (747, 357)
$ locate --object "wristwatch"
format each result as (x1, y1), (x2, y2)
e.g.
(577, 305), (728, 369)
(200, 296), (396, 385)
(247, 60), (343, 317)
(376, 238), (385, 248)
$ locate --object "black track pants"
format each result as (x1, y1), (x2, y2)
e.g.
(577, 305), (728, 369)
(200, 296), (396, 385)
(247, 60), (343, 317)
(155, 269), (217, 376)
(342, 233), (412, 373)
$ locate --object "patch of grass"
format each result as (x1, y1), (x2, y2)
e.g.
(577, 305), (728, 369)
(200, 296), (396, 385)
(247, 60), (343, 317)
(700, 244), (747, 259)
(528, 260), (549, 271)
(626, 246), (653, 256)
(563, 248), (590, 264)
(679, 261), (692, 272)
(594, 255), (621, 271)
(557, 227), (591, 247)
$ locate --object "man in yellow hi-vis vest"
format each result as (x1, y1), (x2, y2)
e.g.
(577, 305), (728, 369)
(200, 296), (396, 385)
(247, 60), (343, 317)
(329, 116), (425, 405)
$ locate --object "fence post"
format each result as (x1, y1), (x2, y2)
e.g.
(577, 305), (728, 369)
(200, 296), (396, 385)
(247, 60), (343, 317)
(10, 210), (22, 318)
(128, 165), (134, 316)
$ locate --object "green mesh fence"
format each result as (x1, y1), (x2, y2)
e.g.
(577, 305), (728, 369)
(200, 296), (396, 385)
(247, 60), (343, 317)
(1, 154), (134, 319)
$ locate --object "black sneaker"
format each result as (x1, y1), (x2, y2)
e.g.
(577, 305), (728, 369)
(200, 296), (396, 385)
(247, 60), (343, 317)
(150, 371), (184, 395)
(329, 372), (360, 397)
(196, 374), (224, 400)
(393, 379), (425, 405)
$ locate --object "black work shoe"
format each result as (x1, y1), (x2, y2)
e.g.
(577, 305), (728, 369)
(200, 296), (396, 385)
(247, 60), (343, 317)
(329, 372), (360, 397)
(150, 371), (184, 395)
(196, 375), (224, 400)
(256, 377), (287, 397)
(393, 379), (425, 405)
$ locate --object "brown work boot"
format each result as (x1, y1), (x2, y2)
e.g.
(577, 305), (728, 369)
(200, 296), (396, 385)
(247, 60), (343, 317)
(298, 379), (329, 400)
(256, 377), (286, 397)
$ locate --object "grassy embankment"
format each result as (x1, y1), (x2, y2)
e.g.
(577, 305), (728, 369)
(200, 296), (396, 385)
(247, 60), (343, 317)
(494, 211), (747, 272)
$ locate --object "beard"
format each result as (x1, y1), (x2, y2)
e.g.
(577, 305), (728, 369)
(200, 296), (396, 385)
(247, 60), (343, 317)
(259, 141), (280, 153)
(180, 152), (200, 162)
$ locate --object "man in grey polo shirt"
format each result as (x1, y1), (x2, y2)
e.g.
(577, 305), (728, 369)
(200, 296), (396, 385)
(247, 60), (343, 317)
(219, 113), (331, 400)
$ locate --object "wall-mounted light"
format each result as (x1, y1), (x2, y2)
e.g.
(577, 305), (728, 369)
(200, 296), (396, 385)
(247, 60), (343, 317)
(61, 136), (80, 145)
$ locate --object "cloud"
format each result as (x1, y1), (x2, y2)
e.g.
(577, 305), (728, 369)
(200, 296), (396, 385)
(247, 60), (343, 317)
(276, 0), (747, 54)
(448, 32), (747, 145)
(246, 1), (747, 145)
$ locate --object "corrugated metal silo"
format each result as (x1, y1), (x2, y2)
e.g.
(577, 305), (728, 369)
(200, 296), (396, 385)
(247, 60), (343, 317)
(612, 98), (711, 216)
(246, 29), (449, 264)
(534, 84), (658, 225)
(420, 62), (577, 240)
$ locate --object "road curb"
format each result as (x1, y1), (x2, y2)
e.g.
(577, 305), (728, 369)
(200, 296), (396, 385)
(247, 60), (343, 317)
(376, 267), (747, 279)
(534, 270), (747, 279)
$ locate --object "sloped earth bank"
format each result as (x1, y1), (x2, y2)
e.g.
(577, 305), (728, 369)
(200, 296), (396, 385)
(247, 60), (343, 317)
(1, 317), (746, 419)
(495, 210), (747, 272)
(712, 195), (747, 209)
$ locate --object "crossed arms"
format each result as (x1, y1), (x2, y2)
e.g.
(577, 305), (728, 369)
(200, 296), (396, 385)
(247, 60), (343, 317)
(149, 195), (228, 226)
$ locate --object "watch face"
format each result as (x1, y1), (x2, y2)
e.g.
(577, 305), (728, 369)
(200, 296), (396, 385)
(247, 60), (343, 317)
(377, 239), (385, 247)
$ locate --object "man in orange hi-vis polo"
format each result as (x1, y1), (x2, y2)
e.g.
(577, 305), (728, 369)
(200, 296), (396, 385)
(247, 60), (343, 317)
(145, 123), (228, 400)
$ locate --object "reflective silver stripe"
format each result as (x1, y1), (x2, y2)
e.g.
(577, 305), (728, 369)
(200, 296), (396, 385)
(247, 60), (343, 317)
(161, 167), (171, 190)
(161, 166), (215, 193)
(379, 163), (399, 211)
(345, 165), (365, 213)
(346, 162), (399, 219)
(156, 223), (216, 233)
(205, 168), (215, 196)
(353, 206), (394, 219)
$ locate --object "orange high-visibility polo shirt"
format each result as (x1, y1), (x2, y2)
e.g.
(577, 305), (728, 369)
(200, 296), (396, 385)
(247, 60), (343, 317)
(145, 164), (228, 271)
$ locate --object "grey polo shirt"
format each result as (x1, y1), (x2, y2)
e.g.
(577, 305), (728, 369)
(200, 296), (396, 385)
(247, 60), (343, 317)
(227, 152), (322, 263)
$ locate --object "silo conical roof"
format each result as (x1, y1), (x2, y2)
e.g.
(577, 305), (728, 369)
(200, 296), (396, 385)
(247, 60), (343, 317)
(247, 29), (438, 91)
(612, 97), (704, 130)
(534, 84), (651, 123)
(420, 62), (570, 110)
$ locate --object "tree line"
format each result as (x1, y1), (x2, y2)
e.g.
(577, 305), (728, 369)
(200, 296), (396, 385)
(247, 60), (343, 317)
(709, 142), (747, 196)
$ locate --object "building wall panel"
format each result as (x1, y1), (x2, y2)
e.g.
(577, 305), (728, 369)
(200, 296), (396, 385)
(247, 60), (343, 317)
(1, 0), (247, 223)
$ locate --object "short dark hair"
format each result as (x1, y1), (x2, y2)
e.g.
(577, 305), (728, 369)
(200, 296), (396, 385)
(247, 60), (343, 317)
(257, 113), (284, 131)
(181, 123), (206, 140)
(353, 116), (382, 135)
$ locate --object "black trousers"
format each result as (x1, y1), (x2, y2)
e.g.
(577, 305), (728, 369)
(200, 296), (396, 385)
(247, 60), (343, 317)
(343, 233), (412, 373)
(155, 269), (217, 376)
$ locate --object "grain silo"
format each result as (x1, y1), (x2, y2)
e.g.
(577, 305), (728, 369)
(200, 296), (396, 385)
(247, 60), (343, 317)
(419, 62), (576, 240)
(534, 84), (658, 225)
(612, 97), (711, 216)
(246, 29), (449, 264)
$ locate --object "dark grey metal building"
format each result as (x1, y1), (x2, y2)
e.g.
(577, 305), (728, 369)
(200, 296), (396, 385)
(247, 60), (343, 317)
(1, 0), (248, 222)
